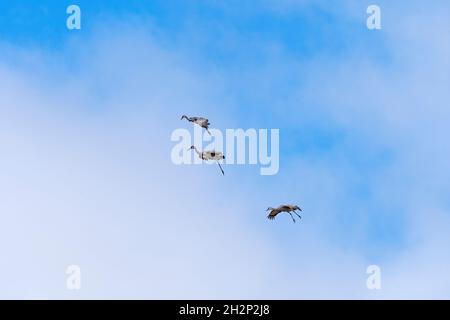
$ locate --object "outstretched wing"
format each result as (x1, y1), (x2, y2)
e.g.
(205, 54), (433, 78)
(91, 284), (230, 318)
(267, 209), (280, 220)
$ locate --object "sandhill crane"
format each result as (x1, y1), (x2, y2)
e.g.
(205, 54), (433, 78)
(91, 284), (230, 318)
(266, 204), (302, 223)
(189, 145), (225, 175)
(181, 115), (211, 135)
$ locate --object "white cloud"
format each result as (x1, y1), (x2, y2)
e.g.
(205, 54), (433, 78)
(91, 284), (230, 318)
(0, 1), (449, 299)
(0, 27), (367, 299)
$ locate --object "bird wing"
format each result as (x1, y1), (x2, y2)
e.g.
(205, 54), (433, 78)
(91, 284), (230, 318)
(204, 150), (223, 160)
(267, 209), (281, 220)
(191, 116), (205, 121)
(203, 151), (213, 159)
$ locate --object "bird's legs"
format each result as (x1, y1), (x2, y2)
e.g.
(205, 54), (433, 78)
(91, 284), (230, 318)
(205, 128), (212, 136)
(293, 211), (302, 219)
(289, 213), (296, 223)
(216, 161), (225, 175)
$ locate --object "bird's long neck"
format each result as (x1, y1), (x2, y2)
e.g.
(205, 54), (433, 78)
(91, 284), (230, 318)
(193, 146), (202, 156)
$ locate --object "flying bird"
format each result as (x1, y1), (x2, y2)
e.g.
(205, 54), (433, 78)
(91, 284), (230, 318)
(266, 204), (302, 223)
(181, 115), (212, 135)
(189, 145), (225, 175)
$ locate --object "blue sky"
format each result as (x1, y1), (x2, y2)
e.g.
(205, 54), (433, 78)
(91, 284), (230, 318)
(1, 1), (450, 298)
